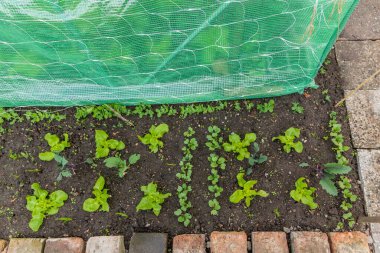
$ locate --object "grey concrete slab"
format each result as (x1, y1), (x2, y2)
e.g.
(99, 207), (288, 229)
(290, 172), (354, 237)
(345, 90), (380, 148)
(336, 41), (380, 90)
(86, 236), (125, 253)
(357, 149), (380, 217)
(340, 0), (380, 40)
(129, 233), (168, 253)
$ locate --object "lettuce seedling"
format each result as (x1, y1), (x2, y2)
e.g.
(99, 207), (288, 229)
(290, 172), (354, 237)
(290, 177), (318, 210)
(138, 123), (169, 153)
(39, 133), (70, 161)
(104, 154), (140, 177)
(136, 182), (171, 216)
(95, 130), (125, 158)
(83, 176), (111, 212)
(257, 99), (275, 113)
(272, 127), (303, 153)
(317, 163), (352, 196)
(223, 132), (256, 161)
(229, 172), (268, 207)
(26, 183), (68, 232)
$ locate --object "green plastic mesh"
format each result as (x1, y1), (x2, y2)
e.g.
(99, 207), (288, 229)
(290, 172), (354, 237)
(0, 0), (358, 107)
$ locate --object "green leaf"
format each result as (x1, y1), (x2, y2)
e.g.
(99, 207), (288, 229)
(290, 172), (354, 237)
(104, 157), (123, 168)
(39, 152), (55, 161)
(44, 133), (60, 147)
(299, 162), (310, 168)
(324, 163), (352, 175)
(94, 176), (105, 191)
(83, 198), (100, 212)
(320, 176), (338, 196)
(128, 154), (141, 165)
(229, 190), (244, 203)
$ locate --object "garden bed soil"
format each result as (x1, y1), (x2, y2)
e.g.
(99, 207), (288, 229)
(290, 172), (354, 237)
(0, 51), (366, 245)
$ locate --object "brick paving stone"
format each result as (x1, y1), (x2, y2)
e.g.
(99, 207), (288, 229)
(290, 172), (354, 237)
(45, 237), (85, 253)
(372, 233), (380, 253)
(252, 232), (289, 253)
(345, 90), (380, 148)
(290, 232), (330, 253)
(7, 238), (46, 253)
(0, 240), (7, 252)
(357, 149), (380, 218)
(173, 234), (206, 253)
(210, 231), (247, 253)
(86, 236), (125, 253)
(329, 232), (370, 253)
(129, 233), (167, 253)
(336, 41), (380, 90)
(340, 0), (380, 40)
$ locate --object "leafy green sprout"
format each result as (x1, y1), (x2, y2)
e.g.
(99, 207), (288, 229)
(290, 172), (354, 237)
(39, 133), (70, 161)
(257, 99), (275, 113)
(95, 130), (125, 159)
(104, 154), (140, 177)
(291, 102), (304, 114)
(26, 183), (68, 232)
(229, 172), (268, 207)
(136, 182), (171, 216)
(290, 177), (318, 210)
(318, 163), (352, 196)
(83, 176), (111, 212)
(245, 142), (267, 175)
(272, 127), (303, 153)
(138, 123), (169, 153)
(223, 132), (257, 161)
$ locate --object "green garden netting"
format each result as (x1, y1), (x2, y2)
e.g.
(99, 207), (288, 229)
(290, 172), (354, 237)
(0, 0), (358, 107)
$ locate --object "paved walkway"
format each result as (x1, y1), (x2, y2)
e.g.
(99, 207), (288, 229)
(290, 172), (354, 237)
(337, 0), (380, 252)
(0, 231), (372, 253)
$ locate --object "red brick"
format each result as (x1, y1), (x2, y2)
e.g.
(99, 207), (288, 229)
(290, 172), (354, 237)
(173, 234), (206, 253)
(45, 237), (85, 253)
(252, 232), (289, 253)
(290, 232), (330, 253)
(210, 231), (247, 253)
(329, 232), (370, 253)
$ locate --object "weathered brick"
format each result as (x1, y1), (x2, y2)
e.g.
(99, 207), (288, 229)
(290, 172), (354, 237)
(173, 234), (206, 253)
(210, 231), (247, 253)
(0, 240), (7, 252)
(45, 237), (85, 253)
(7, 238), (46, 253)
(252, 232), (289, 253)
(86, 236), (125, 253)
(329, 232), (370, 253)
(290, 232), (330, 253)
(129, 233), (167, 253)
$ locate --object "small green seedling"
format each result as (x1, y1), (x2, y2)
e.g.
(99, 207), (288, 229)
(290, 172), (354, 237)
(229, 172), (268, 207)
(290, 177), (318, 210)
(83, 176), (111, 212)
(95, 130), (125, 158)
(246, 142), (267, 175)
(26, 183), (68, 232)
(291, 102), (304, 114)
(136, 182), (171, 216)
(206, 126), (222, 151)
(138, 123), (169, 153)
(272, 127), (303, 153)
(223, 132), (257, 161)
(318, 163), (352, 196)
(257, 99), (275, 113)
(104, 154), (140, 177)
(39, 133), (70, 161)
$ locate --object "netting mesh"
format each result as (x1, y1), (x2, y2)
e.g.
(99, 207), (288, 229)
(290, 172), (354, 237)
(0, 0), (358, 107)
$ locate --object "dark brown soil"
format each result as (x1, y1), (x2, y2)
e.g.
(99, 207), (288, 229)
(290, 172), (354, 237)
(0, 50), (366, 245)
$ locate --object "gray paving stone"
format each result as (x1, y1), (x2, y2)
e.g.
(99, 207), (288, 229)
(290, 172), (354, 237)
(357, 149), (380, 217)
(7, 238), (46, 253)
(336, 41), (380, 90)
(372, 233), (380, 253)
(129, 233), (168, 253)
(345, 90), (380, 148)
(86, 236), (125, 253)
(340, 0), (380, 40)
